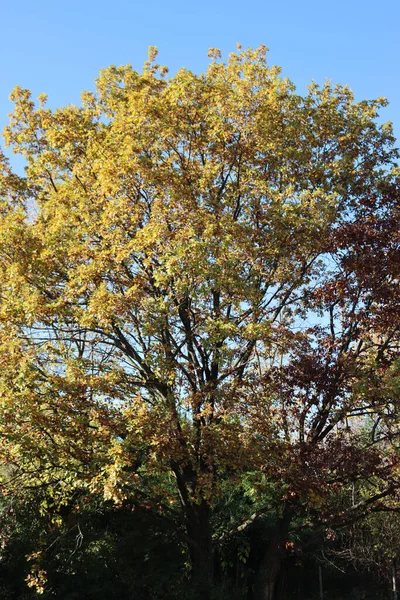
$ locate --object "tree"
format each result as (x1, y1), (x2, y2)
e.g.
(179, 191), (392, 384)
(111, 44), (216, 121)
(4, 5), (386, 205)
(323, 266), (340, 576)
(0, 488), (191, 600)
(0, 45), (399, 599)
(322, 508), (400, 597)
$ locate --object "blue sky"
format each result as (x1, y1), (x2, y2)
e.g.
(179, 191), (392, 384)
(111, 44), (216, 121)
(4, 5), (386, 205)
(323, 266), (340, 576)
(1, 0), (399, 166)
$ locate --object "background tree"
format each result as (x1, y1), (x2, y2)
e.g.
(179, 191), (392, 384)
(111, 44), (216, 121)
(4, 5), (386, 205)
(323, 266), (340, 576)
(0, 46), (399, 599)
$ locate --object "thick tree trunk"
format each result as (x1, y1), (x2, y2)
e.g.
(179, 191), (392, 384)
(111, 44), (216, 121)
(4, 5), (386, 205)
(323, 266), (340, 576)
(172, 462), (214, 599)
(185, 500), (214, 600)
(297, 564), (305, 600)
(253, 508), (292, 600)
(276, 562), (288, 600)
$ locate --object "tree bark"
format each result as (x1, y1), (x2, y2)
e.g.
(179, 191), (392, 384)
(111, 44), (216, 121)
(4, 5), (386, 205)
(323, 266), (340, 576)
(276, 561), (287, 600)
(393, 559), (398, 600)
(185, 500), (214, 600)
(172, 462), (214, 599)
(253, 507), (293, 600)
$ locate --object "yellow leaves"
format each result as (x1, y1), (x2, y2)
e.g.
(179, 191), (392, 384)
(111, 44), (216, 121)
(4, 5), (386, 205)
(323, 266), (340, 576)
(82, 281), (118, 329)
(37, 93), (48, 107)
(208, 47), (222, 60)
(25, 569), (47, 595)
(0, 44), (397, 519)
(102, 446), (131, 504)
(25, 552), (47, 594)
(256, 44), (269, 59)
(204, 317), (236, 345)
(147, 45), (158, 63)
(243, 321), (272, 342)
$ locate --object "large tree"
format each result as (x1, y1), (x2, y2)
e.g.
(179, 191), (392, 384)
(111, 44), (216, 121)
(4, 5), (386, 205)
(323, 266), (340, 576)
(0, 46), (399, 599)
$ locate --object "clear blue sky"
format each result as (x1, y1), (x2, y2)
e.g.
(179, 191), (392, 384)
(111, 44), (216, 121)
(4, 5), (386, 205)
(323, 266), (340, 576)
(1, 0), (399, 164)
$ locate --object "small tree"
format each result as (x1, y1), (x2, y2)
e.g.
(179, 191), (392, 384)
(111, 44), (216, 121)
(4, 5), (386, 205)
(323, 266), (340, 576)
(0, 46), (399, 599)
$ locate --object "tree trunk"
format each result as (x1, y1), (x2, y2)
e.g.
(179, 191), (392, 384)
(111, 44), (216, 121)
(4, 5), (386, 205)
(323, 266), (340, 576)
(276, 561), (287, 600)
(253, 507), (292, 600)
(172, 462), (214, 599)
(318, 565), (324, 600)
(393, 559), (398, 600)
(297, 563), (305, 600)
(185, 500), (214, 600)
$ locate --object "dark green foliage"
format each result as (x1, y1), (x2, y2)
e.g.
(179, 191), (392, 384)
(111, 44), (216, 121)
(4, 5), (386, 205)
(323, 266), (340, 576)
(0, 495), (190, 600)
(0, 491), (398, 599)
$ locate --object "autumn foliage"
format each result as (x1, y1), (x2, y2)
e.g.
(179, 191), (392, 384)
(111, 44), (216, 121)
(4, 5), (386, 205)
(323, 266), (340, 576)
(0, 46), (399, 599)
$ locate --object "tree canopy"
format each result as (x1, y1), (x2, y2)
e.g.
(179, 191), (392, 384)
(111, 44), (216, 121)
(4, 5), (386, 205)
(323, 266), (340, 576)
(0, 46), (399, 599)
